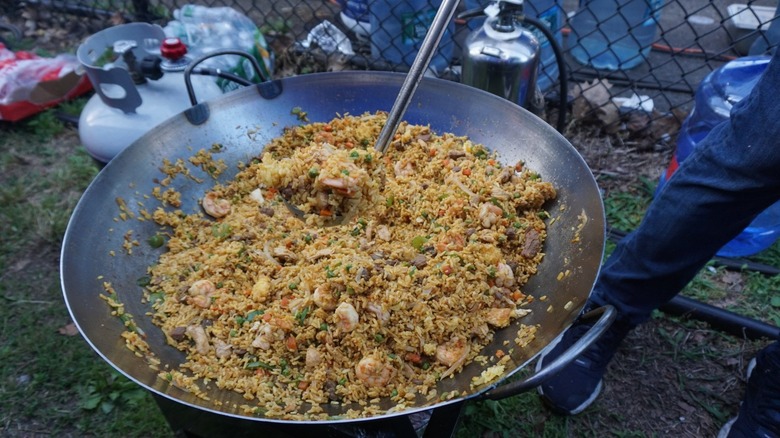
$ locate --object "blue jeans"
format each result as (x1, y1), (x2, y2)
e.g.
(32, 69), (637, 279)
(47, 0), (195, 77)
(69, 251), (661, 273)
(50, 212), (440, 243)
(588, 52), (780, 327)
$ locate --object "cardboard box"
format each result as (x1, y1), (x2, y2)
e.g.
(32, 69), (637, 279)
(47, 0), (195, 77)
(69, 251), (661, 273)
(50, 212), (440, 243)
(726, 4), (777, 55)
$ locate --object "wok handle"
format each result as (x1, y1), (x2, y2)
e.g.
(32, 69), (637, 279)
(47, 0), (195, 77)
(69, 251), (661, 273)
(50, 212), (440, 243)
(480, 305), (616, 400)
(183, 50), (270, 106)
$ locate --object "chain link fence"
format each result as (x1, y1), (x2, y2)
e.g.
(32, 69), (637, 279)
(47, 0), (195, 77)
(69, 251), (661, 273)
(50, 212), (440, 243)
(6, 0), (780, 131)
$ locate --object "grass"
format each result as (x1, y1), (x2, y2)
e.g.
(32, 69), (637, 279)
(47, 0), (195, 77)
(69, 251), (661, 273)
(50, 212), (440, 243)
(0, 108), (170, 437)
(598, 167), (780, 328)
(1, 104), (778, 437)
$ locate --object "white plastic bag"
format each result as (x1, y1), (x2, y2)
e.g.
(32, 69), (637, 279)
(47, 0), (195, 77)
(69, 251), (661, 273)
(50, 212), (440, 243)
(299, 20), (355, 55)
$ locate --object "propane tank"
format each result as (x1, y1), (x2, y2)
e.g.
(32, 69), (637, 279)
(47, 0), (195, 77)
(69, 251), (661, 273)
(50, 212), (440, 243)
(77, 23), (223, 163)
(461, 0), (541, 110)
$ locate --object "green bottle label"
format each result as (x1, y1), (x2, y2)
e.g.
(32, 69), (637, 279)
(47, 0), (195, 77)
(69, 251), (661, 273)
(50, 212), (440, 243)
(401, 9), (437, 45)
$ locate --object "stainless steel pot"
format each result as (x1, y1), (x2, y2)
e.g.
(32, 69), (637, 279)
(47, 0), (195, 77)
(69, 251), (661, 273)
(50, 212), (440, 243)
(61, 71), (608, 425)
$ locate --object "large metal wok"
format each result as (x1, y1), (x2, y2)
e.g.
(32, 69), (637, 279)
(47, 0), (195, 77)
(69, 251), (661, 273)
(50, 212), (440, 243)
(61, 71), (608, 430)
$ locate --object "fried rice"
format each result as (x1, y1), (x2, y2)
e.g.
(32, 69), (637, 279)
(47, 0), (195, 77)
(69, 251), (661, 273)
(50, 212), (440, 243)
(142, 112), (557, 419)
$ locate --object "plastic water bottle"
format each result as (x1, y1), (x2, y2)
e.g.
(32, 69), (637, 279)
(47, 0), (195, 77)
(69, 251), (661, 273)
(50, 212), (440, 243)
(464, 0), (563, 92)
(369, 0), (456, 76)
(338, 0), (371, 40)
(524, 0), (564, 92)
(165, 4), (274, 92)
(568, 0), (664, 71)
(657, 55), (780, 258)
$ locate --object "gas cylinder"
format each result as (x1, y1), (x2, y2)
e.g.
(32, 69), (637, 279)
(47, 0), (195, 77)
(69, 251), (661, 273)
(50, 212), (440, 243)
(460, 0), (541, 110)
(77, 23), (223, 163)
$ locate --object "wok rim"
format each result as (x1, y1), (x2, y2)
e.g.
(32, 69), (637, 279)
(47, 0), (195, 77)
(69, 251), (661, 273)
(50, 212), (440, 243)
(60, 70), (605, 425)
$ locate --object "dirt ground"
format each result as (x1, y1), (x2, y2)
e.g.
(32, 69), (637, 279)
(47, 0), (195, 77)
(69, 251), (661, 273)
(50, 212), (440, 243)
(3, 5), (775, 437)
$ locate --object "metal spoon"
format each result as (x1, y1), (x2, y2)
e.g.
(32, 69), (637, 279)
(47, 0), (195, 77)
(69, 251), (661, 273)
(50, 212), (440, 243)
(373, 0), (460, 154)
(284, 0), (461, 224)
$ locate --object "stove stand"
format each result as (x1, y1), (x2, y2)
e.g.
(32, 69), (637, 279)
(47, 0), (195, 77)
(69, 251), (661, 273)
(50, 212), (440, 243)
(154, 394), (465, 438)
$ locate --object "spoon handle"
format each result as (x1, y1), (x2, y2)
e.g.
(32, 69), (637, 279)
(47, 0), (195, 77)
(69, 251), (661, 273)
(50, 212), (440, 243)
(374, 0), (461, 154)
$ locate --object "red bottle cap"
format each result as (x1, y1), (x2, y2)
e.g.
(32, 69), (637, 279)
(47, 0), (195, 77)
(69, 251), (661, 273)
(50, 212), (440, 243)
(161, 37), (187, 60)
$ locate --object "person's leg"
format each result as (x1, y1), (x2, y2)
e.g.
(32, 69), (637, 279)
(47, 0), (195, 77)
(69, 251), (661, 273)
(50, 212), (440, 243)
(537, 52), (780, 415)
(719, 342), (780, 437)
(592, 54), (780, 326)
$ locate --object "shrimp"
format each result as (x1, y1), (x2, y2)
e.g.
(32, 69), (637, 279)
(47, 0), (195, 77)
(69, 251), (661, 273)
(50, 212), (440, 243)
(490, 183), (512, 200)
(436, 336), (470, 379)
(214, 338), (232, 359)
(393, 160), (415, 178)
(355, 356), (396, 387)
(434, 231), (465, 253)
(305, 346), (323, 368)
(313, 284), (339, 310)
(188, 279), (215, 308)
(201, 191), (231, 218)
(478, 202), (503, 228)
(320, 177), (359, 197)
(494, 262), (515, 288)
(251, 322), (284, 350)
(484, 307), (513, 328)
(334, 302), (359, 332)
(185, 325), (210, 355)
(366, 302), (390, 325)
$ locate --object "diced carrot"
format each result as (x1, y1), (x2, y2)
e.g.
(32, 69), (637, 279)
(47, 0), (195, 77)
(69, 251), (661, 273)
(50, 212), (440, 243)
(496, 349), (505, 358)
(512, 291), (525, 301)
(322, 124), (332, 132)
(462, 168), (472, 176)
(405, 352), (422, 364)
(298, 380), (310, 390)
(285, 335), (297, 351)
(280, 296), (290, 308)
(429, 148), (437, 157)
(441, 265), (453, 275)
(488, 159), (496, 166)
(320, 208), (333, 217)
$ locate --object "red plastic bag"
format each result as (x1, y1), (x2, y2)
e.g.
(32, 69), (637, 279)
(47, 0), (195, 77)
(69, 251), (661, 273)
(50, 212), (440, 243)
(0, 43), (92, 122)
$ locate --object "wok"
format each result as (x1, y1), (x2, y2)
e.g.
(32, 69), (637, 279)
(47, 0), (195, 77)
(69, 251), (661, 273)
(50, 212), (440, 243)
(61, 71), (609, 425)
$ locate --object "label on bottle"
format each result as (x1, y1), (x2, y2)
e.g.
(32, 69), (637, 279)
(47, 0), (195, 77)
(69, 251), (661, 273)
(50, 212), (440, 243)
(401, 9), (437, 45)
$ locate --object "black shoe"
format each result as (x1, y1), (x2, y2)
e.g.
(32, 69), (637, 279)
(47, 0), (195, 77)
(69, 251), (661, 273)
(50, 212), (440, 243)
(718, 343), (780, 438)
(536, 312), (632, 415)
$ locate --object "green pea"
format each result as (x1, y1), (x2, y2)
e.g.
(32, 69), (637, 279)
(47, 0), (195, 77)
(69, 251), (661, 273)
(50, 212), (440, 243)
(147, 234), (165, 248)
